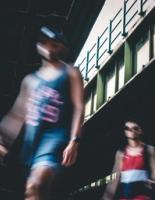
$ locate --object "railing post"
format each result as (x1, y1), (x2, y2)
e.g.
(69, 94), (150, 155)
(77, 64), (80, 69)
(138, 0), (145, 16)
(95, 36), (100, 69)
(85, 51), (89, 81)
(122, 0), (128, 37)
(107, 20), (113, 54)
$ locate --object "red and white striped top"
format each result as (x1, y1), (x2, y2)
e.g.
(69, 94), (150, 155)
(119, 145), (151, 200)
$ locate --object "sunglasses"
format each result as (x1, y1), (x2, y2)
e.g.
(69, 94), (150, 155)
(124, 126), (140, 131)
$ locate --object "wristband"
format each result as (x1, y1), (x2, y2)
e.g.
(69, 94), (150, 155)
(70, 135), (81, 144)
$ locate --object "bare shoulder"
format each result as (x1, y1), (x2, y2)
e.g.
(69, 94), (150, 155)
(22, 74), (34, 85)
(21, 73), (39, 91)
(112, 150), (123, 172)
(147, 144), (155, 154)
(67, 64), (82, 80)
(115, 150), (123, 160)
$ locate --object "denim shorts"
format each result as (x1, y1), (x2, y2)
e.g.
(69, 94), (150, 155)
(21, 126), (70, 174)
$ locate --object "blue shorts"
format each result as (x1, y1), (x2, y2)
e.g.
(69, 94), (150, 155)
(21, 127), (70, 174)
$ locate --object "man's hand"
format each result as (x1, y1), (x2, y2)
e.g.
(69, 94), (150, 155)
(0, 145), (8, 158)
(62, 141), (78, 167)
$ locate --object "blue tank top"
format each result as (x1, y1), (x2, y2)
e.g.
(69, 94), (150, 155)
(26, 64), (73, 129)
(19, 64), (73, 167)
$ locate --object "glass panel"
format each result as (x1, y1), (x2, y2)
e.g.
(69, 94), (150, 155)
(91, 81), (97, 112)
(93, 92), (97, 112)
(85, 93), (92, 119)
(105, 67), (116, 100)
(118, 60), (125, 90)
(135, 32), (149, 73)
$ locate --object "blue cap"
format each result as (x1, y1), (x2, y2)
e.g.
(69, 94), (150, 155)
(40, 26), (68, 47)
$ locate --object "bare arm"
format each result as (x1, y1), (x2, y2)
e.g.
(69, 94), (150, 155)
(101, 150), (122, 200)
(0, 75), (31, 149)
(148, 145), (155, 181)
(68, 67), (84, 140)
(62, 67), (84, 166)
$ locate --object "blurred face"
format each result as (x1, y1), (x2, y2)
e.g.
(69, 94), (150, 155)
(124, 121), (143, 140)
(36, 39), (68, 61)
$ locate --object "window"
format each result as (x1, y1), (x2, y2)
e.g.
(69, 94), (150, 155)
(92, 86), (97, 112)
(117, 59), (125, 90)
(105, 67), (116, 100)
(85, 93), (92, 119)
(84, 81), (97, 119)
(134, 32), (149, 73)
(104, 57), (124, 102)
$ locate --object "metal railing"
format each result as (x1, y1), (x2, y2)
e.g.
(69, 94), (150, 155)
(69, 173), (117, 199)
(77, 0), (150, 81)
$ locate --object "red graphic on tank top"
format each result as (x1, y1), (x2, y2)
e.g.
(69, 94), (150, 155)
(26, 86), (64, 126)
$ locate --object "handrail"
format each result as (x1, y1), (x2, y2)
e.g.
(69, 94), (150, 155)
(111, 7), (122, 22)
(78, 57), (86, 69)
(69, 172), (117, 198)
(98, 38), (108, 50)
(88, 63), (96, 73)
(126, 10), (138, 26)
(111, 31), (121, 44)
(98, 49), (107, 61)
(99, 27), (108, 39)
(126, 0), (137, 15)
(77, 0), (148, 80)
(89, 43), (96, 53)
(111, 19), (122, 34)
(88, 52), (96, 64)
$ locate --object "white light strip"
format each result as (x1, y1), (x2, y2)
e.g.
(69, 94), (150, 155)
(41, 27), (55, 39)
(121, 169), (148, 183)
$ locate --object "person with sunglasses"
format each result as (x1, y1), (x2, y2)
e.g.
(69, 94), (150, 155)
(101, 120), (155, 200)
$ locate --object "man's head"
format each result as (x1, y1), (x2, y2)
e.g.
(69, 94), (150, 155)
(124, 121), (143, 140)
(36, 26), (69, 61)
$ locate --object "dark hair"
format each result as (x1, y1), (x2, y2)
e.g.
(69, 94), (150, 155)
(123, 119), (144, 130)
(118, 119), (144, 151)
